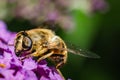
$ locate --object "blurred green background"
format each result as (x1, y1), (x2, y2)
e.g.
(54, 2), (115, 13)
(0, 0), (120, 80)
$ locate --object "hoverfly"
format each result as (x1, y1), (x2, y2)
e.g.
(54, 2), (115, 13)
(14, 24), (100, 69)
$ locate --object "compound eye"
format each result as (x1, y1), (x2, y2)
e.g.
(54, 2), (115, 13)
(22, 36), (32, 51)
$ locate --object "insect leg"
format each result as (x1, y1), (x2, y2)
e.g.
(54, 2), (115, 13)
(31, 48), (48, 57)
(49, 54), (66, 69)
(22, 48), (48, 60)
(37, 51), (54, 62)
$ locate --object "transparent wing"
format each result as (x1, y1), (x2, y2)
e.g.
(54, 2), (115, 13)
(67, 48), (100, 58)
(37, 20), (58, 31)
(67, 43), (100, 59)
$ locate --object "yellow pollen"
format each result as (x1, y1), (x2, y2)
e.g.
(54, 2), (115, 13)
(0, 63), (6, 68)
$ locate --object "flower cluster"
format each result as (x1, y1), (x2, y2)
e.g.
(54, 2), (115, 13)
(0, 0), (109, 30)
(0, 0), (73, 30)
(0, 20), (64, 80)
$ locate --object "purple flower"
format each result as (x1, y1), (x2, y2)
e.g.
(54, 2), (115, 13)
(91, 0), (109, 13)
(0, 20), (65, 80)
(22, 58), (37, 70)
